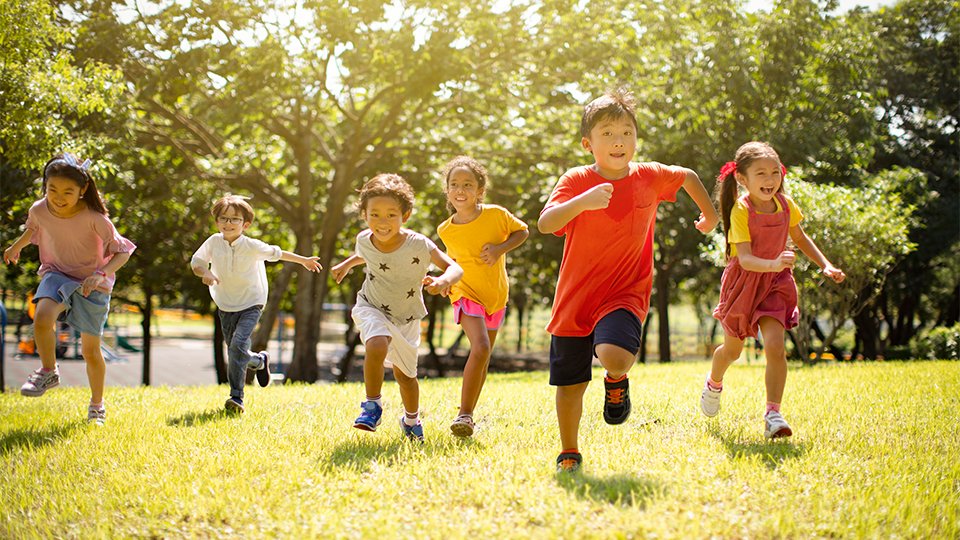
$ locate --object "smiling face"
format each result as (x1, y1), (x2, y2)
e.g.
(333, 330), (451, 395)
(736, 156), (783, 209)
(44, 176), (87, 218)
(582, 115), (637, 180)
(215, 206), (251, 244)
(362, 195), (411, 251)
(446, 167), (483, 216)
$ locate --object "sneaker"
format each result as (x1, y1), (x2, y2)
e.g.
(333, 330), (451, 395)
(21, 367), (60, 397)
(87, 404), (106, 425)
(225, 396), (245, 414)
(353, 400), (383, 432)
(399, 416), (425, 442)
(700, 373), (722, 418)
(255, 351), (271, 388)
(450, 414), (475, 437)
(764, 410), (793, 439)
(556, 451), (582, 473)
(603, 375), (631, 425)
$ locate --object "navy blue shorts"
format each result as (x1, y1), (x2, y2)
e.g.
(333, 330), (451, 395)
(549, 309), (644, 386)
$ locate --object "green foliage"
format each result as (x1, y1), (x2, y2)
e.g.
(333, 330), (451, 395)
(913, 323), (960, 361)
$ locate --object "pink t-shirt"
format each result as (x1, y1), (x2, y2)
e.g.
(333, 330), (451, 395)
(25, 199), (136, 294)
(542, 163), (686, 336)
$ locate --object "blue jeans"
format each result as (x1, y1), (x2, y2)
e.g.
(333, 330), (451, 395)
(220, 306), (264, 399)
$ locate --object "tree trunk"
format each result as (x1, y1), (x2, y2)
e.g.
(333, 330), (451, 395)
(853, 307), (879, 360)
(251, 263), (296, 352)
(655, 267), (671, 363)
(515, 296), (526, 354)
(638, 315), (650, 364)
(936, 281), (960, 327)
(213, 308), (227, 384)
(141, 289), (153, 386)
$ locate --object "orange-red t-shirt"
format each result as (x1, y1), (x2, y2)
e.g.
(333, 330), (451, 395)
(543, 163), (687, 336)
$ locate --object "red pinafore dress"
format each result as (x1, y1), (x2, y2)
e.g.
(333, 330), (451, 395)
(713, 192), (799, 340)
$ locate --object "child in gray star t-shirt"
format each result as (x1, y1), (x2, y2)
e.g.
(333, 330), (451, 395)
(331, 173), (462, 442)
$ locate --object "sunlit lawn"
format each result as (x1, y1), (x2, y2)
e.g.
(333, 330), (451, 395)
(1, 361), (957, 539)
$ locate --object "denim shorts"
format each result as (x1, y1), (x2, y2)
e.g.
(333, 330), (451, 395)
(549, 309), (643, 386)
(34, 271), (111, 337)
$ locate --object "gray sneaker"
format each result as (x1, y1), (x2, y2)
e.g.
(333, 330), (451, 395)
(87, 404), (106, 425)
(21, 367), (60, 397)
(764, 410), (793, 439)
(700, 373), (722, 418)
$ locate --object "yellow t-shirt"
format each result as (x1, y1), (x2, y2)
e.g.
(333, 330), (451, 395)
(437, 204), (528, 314)
(728, 193), (803, 257)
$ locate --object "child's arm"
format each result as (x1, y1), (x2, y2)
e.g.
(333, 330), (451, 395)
(790, 224), (846, 283)
(735, 242), (796, 273)
(331, 254), (366, 284)
(479, 229), (529, 266)
(82, 251), (132, 297)
(538, 183), (614, 234)
(681, 169), (720, 233)
(191, 263), (220, 286)
(423, 248), (463, 296)
(280, 251), (323, 273)
(3, 229), (33, 264)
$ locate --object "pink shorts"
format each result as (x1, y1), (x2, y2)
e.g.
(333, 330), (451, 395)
(453, 298), (505, 330)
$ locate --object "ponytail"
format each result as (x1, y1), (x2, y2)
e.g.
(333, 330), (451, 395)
(715, 141), (785, 258)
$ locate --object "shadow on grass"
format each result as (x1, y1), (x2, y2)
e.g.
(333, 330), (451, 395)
(166, 409), (238, 427)
(320, 431), (483, 472)
(0, 422), (83, 456)
(707, 424), (809, 470)
(556, 471), (663, 508)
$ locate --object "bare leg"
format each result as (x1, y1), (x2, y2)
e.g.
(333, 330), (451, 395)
(363, 336), (390, 399)
(393, 365), (420, 414)
(758, 317), (787, 405)
(80, 333), (106, 404)
(709, 333), (745, 384)
(595, 343), (635, 378)
(556, 382), (588, 451)
(32, 298), (65, 371)
(458, 315), (498, 416)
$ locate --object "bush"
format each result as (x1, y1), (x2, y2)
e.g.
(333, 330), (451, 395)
(913, 324), (960, 361)
(882, 345), (914, 361)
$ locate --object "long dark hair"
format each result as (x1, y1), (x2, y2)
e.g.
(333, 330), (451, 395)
(42, 153), (108, 215)
(441, 155), (489, 213)
(714, 141), (783, 258)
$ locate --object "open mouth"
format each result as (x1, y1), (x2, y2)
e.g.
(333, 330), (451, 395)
(761, 186), (775, 195)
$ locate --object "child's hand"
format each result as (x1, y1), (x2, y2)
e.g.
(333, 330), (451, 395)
(479, 243), (503, 266)
(695, 212), (718, 233)
(301, 257), (323, 273)
(82, 273), (106, 297)
(823, 265), (845, 283)
(774, 250), (796, 272)
(578, 183), (614, 211)
(3, 246), (20, 264)
(202, 270), (220, 286)
(422, 275), (450, 296)
(331, 263), (349, 284)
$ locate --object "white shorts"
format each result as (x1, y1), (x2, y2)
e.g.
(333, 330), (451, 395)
(351, 304), (421, 378)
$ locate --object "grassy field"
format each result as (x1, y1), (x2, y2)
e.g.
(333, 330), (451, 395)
(1, 361), (957, 539)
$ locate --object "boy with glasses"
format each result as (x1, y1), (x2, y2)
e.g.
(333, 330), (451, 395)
(191, 194), (322, 413)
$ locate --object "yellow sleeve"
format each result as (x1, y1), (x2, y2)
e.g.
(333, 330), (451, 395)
(728, 200), (751, 246)
(783, 194), (803, 227)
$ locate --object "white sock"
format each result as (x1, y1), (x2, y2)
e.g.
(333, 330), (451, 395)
(403, 410), (420, 426)
(367, 395), (383, 408)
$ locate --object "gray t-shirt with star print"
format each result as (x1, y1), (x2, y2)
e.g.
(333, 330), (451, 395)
(355, 229), (438, 325)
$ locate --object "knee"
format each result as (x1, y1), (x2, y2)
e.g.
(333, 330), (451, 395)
(470, 340), (492, 361)
(365, 336), (390, 358)
(765, 341), (787, 362)
(595, 344), (635, 372)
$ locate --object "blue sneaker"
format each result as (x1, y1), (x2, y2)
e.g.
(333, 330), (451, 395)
(399, 415), (425, 442)
(353, 400), (382, 432)
(225, 396), (244, 414)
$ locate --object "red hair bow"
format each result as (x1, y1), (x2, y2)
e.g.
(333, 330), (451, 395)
(718, 161), (737, 181)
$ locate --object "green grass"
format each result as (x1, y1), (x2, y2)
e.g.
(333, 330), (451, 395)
(1, 361), (958, 539)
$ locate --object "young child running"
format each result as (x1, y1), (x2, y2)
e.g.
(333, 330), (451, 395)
(538, 88), (719, 472)
(191, 194), (322, 414)
(331, 174), (462, 442)
(4, 153), (136, 425)
(436, 156), (529, 437)
(700, 141), (845, 438)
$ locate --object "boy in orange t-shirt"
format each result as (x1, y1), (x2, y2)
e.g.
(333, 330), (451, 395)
(539, 88), (719, 472)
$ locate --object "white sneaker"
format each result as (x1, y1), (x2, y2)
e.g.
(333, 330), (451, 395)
(87, 404), (106, 426)
(700, 373), (722, 417)
(764, 410), (793, 439)
(21, 367), (60, 397)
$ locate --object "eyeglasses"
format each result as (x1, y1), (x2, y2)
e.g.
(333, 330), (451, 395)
(217, 216), (245, 225)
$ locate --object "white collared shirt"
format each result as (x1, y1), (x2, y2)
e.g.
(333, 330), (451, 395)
(191, 233), (282, 312)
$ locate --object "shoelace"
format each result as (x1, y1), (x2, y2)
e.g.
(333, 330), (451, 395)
(606, 387), (625, 405)
(558, 458), (580, 471)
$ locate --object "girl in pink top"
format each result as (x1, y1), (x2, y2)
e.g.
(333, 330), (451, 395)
(4, 153), (136, 425)
(700, 142), (844, 439)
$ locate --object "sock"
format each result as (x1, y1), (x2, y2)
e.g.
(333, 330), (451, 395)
(366, 395), (383, 408)
(604, 373), (626, 383)
(561, 448), (580, 455)
(41, 367), (55, 373)
(89, 401), (104, 409)
(707, 378), (723, 391)
(765, 402), (781, 415)
(403, 410), (420, 426)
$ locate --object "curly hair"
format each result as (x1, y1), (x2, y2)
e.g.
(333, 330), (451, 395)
(357, 173), (416, 215)
(441, 155), (488, 212)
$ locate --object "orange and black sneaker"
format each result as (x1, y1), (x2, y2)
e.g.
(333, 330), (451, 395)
(556, 451), (582, 473)
(603, 375), (631, 425)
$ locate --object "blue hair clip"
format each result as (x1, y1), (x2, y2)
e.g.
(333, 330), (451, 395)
(48, 153), (92, 172)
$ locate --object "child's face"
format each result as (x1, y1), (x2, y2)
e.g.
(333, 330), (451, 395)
(736, 157), (783, 206)
(44, 176), (86, 217)
(362, 195), (411, 248)
(216, 206), (251, 243)
(581, 116), (637, 180)
(446, 167), (483, 214)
